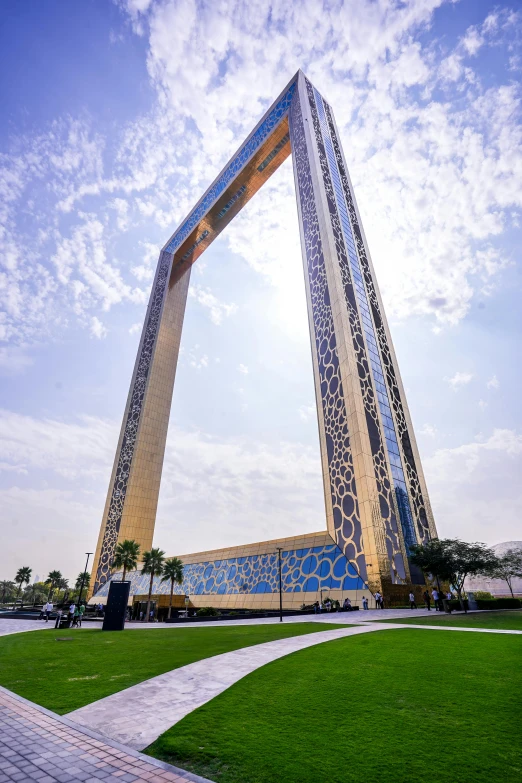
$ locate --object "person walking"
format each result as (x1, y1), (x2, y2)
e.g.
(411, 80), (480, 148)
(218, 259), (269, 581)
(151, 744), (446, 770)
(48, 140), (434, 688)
(68, 602), (76, 626)
(432, 588), (440, 611)
(423, 590), (431, 610)
(409, 591), (417, 609)
(362, 596), (369, 610)
(78, 603), (85, 627)
(71, 606), (80, 628)
(374, 591), (383, 609)
(44, 600), (53, 622)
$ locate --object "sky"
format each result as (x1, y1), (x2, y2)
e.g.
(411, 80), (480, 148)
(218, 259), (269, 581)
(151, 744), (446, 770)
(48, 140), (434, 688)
(0, 0), (521, 585)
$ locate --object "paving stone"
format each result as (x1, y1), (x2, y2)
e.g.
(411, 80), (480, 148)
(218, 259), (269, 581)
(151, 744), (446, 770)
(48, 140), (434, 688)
(0, 688), (211, 783)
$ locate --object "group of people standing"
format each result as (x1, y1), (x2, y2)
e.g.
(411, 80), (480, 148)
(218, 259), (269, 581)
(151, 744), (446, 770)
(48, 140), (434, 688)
(39, 601), (86, 627)
(314, 594), (385, 612)
(314, 587), (455, 614)
(409, 588), (454, 610)
(53, 602), (86, 628)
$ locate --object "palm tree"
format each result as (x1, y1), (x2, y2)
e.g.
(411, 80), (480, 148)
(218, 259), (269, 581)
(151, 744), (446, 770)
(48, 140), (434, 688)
(161, 558), (184, 619)
(141, 548), (165, 622)
(45, 570), (63, 601)
(14, 567), (32, 608)
(24, 582), (47, 607)
(57, 578), (69, 605)
(112, 539), (141, 582)
(0, 580), (15, 605)
(75, 571), (91, 590)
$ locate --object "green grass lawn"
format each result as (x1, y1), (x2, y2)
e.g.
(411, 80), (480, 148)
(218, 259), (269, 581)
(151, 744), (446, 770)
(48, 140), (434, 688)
(146, 629), (522, 783)
(0, 622), (346, 714)
(379, 609), (522, 630)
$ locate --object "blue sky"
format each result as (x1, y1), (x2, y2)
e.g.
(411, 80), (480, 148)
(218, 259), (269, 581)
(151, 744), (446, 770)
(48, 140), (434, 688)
(1, 0), (521, 583)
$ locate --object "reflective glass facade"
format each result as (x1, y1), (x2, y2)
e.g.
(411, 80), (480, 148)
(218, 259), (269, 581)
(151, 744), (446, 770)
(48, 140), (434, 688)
(313, 89), (417, 552)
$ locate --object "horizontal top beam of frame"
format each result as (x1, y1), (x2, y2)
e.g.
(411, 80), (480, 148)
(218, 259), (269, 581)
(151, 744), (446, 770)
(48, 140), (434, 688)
(163, 71), (301, 278)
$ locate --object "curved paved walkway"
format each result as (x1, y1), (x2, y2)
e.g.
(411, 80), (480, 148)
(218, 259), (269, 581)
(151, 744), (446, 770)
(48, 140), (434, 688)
(68, 620), (522, 750)
(69, 624), (381, 749)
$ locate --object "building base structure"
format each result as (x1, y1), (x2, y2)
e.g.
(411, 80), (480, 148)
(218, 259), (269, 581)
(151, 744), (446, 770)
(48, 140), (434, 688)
(89, 71), (438, 607)
(90, 531), (427, 612)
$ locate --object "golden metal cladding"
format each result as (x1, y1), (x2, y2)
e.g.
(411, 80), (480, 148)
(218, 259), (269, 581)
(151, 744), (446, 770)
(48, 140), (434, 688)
(171, 118), (291, 276)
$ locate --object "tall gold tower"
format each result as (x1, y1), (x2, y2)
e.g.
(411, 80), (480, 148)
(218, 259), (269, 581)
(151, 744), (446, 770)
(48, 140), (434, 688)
(91, 71), (436, 599)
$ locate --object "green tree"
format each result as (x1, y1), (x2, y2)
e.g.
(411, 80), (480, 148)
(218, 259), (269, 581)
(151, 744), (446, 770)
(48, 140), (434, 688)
(141, 547), (165, 622)
(0, 580), (15, 604)
(485, 548), (522, 598)
(23, 582), (48, 606)
(112, 539), (141, 582)
(75, 571), (91, 591)
(161, 557), (184, 619)
(45, 570), (63, 601)
(410, 538), (497, 611)
(14, 567), (32, 607)
(56, 577), (69, 605)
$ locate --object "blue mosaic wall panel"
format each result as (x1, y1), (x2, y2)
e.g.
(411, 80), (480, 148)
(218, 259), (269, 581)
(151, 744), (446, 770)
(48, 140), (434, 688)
(93, 543), (367, 600)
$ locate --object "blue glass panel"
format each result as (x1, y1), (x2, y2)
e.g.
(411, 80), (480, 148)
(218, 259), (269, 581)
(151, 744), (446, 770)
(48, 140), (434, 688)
(303, 576), (319, 592)
(319, 560), (331, 578)
(165, 83), (296, 254)
(333, 556), (348, 578)
(315, 88), (417, 552)
(302, 555), (318, 574)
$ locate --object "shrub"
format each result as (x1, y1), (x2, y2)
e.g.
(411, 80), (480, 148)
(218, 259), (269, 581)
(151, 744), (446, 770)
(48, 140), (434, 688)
(476, 598), (521, 610)
(196, 606), (219, 617)
(473, 591), (494, 600)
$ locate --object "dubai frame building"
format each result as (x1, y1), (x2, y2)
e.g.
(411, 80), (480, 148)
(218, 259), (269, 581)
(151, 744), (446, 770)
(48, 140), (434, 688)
(90, 72), (437, 609)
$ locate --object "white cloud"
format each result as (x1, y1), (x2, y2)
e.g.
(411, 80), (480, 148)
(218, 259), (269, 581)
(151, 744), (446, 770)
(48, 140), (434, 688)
(131, 241), (158, 281)
(0, 409), (117, 480)
(439, 54), (463, 82)
(110, 197), (130, 231)
(446, 371), (474, 389)
(420, 423), (437, 438)
(0, 409), (325, 574)
(0, 346), (33, 376)
(187, 346), (209, 370)
(487, 374), (499, 389)
(298, 404), (316, 423)
(426, 428), (522, 544)
(110, 0), (522, 331)
(188, 285), (237, 325)
(238, 363), (249, 375)
(90, 316), (108, 339)
(461, 27), (484, 56)
(1, 0), (520, 355)
(129, 322), (142, 335)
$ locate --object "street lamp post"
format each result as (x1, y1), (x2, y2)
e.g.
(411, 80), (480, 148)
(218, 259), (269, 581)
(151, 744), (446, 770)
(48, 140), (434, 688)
(276, 548), (283, 623)
(78, 553), (93, 607)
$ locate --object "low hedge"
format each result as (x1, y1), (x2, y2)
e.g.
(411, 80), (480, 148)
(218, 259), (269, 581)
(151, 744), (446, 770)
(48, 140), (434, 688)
(476, 598), (521, 610)
(196, 606), (219, 617)
(447, 599), (468, 611)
